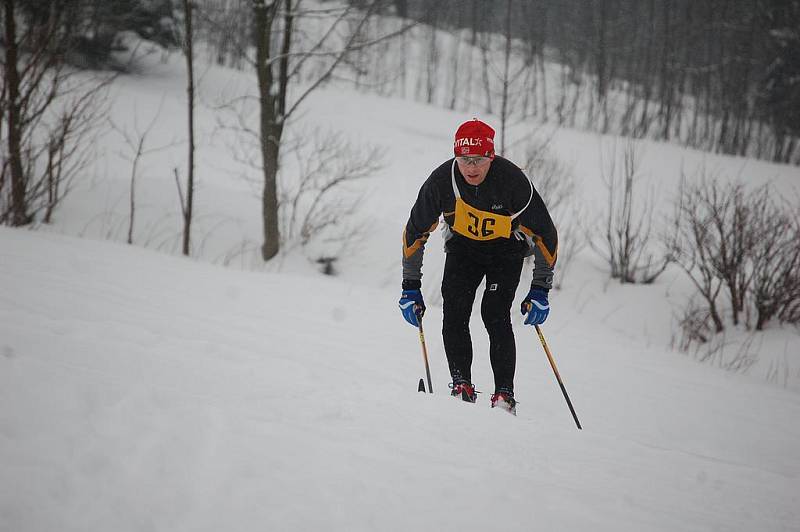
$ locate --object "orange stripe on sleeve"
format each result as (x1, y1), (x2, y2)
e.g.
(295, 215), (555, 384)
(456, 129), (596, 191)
(518, 225), (558, 267)
(402, 221), (439, 259)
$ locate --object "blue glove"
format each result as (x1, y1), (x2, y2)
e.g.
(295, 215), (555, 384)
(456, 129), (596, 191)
(399, 289), (425, 327)
(521, 288), (549, 325)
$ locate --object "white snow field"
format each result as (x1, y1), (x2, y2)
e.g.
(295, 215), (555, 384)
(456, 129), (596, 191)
(2, 29), (800, 532)
(2, 227), (800, 531)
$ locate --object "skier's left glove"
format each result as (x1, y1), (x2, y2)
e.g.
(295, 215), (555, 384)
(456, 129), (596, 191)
(521, 287), (549, 325)
(399, 289), (425, 327)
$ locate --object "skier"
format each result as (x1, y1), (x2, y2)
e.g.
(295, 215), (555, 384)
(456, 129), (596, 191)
(399, 118), (558, 414)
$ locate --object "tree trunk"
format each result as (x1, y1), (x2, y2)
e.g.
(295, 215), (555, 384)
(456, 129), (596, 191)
(253, 0), (288, 262)
(448, 30), (462, 110)
(3, 0), (31, 226)
(480, 32), (493, 114)
(658, 0), (674, 140)
(423, 4), (439, 105)
(182, 0), (196, 256)
(499, 0), (513, 154)
(709, 298), (724, 333)
(637, 0), (656, 136)
(538, 5), (548, 121)
(594, 0), (609, 130)
(260, 127), (281, 261)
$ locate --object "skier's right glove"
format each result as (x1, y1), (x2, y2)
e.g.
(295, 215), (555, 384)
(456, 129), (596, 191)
(399, 289), (425, 327)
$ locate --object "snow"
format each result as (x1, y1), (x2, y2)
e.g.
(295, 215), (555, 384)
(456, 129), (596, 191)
(2, 37), (800, 532)
(3, 226), (800, 531)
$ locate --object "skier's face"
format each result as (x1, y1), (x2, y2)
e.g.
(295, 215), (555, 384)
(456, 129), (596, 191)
(456, 156), (492, 186)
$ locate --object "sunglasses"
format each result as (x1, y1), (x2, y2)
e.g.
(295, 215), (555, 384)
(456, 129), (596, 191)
(456, 156), (491, 166)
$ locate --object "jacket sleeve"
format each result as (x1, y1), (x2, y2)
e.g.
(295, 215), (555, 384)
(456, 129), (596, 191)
(402, 178), (442, 285)
(516, 180), (558, 290)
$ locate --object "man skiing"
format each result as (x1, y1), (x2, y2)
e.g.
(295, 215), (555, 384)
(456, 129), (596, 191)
(399, 118), (558, 414)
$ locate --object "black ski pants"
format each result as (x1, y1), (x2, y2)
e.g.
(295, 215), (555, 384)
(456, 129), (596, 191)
(441, 252), (523, 394)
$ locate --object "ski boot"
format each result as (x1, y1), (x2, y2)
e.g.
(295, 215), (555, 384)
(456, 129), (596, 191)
(490, 390), (517, 415)
(450, 382), (477, 403)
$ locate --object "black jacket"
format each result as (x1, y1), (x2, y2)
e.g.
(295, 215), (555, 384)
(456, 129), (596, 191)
(402, 156), (558, 290)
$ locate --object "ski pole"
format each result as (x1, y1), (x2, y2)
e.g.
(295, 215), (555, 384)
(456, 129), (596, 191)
(417, 319), (433, 393)
(535, 325), (581, 429)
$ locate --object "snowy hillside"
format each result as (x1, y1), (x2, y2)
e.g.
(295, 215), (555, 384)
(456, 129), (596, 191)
(3, 26), (800, 531)
(2, 227), (800, 531)
(38, 48), (800, 389)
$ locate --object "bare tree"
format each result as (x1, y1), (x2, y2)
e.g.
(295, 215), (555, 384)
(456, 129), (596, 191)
(367, 0), (799, 165)
(2, 0), (27, 225)
(420, 2), (439, 105)
(180, 0), (197, 256)
(1, 0), (110, 226)
(109, 102), (172, 246)
(249, 0), (409, 261)
(748, 191), (800, 330)
(281, 130), (383, 258)
(497, 0), (513, 151)
(593, 141), (669, 284)
(668, 176), (727, 334)
(669, 174), (800, 341)
(521, 136), (584, 289)
(704, 182), (758, 326)
(40, 80), (108, 224)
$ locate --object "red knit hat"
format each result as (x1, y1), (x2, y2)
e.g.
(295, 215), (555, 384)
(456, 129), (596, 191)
(454, 119), (495, 158)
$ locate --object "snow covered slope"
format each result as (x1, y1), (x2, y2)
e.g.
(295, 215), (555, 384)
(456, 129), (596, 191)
(2, 227), (799, 531)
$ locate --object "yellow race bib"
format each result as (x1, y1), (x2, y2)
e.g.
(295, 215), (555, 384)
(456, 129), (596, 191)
(448, 159), (532, 242)
(452, 197), (512, 241)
